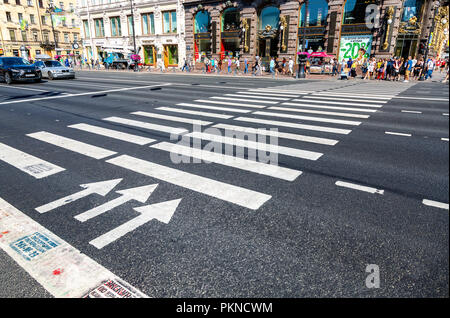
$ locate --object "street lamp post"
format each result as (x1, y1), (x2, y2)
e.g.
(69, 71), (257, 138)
(46, 5), (58, 57)
(130, 0), (138, 72)
(419, 0), (441, 81)
(297, 0), (308, 79)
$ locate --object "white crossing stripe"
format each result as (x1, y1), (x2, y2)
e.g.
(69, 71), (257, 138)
(156, 107), (233, 119)
(254, 111), (362, 126)
(442, 138), (449, 142)
(186, 132), (323, 161)
(131, 111), (212, 126)
(103, 117), (188, 135)
(177, 103), (252, 113)
(26, 131), (117, 159)
(212, 123), (339, 146)
(225, 94), (290, 101)
(151, 142), (302, 181)
(292, 99), (383, 108)
(234, 117), (352, 135)
(303, 95), (388, 104)
(251, 88), (312, 94)
(238, 91), (300, 98)
(0, 142), (65, 179)
(313, 92), (393, 100)
(68, 123), (156, 145)
(422, 199), (449, 210)
(401, 110), (422, 114)
(209, 96), (278, 104)
(282, 102), (377, 113)
(336, 181), (384, 194)
(269, 106), (370, 119)
(385, 131), (412, 137)
(195, 99), (266, 109)
(106, 155), (272, 210)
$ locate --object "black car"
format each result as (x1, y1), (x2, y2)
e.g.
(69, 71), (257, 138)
(0, 57), (42, 84)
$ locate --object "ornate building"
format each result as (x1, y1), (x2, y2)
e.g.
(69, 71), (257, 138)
(76, 0), (186, 67)
(183, 0), (449, 66)
(0, 0), (81, 59)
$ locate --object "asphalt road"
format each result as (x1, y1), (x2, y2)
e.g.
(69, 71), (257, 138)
(0, 71), (448, 298)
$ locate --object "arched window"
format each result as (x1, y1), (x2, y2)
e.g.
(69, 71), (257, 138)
(222, 7), (240, 31)
(343, 0), (376, 24)
(195, 10), (211, 33)
(259, 6), (280, 30)
(299, 0), (328, 27)
(401, 0), (424, 22)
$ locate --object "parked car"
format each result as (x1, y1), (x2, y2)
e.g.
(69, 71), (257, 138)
(34, 60), (75, 80)
(0, 57), (42, 84)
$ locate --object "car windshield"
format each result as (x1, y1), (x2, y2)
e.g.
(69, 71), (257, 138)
(2, 57), (31, 66)
(44, 61), (63, 67)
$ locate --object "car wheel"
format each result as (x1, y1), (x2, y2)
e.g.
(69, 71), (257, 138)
(48, 72), (54, 80)
(5, 72), (13, 85)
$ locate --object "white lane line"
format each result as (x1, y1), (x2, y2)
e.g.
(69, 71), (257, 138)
(293, 99), (383, 108)
(0, 197), (148, 298)
(313, 92), (393, 100)
(212, 123), (339, 146)
(269, 106), (370, 119)
(442, 138), (449, 142)
(401, 110), (423, 114)
(422, 199), (448, 210)
(209, 96), (278, 105)
(422, 199), (449, 210)
(177, 103), (252, 113)
(195, 99), (266, 109)
(68, 123), (156, 145)
(131, 111), (212, 126)
(103, 117), (188, 135)
(234, 117), (352, 135)
(251, 88), (312, 94)
(225, 94), (290, 101)
(254, 111), (362, 126)
(156, 107), (233, 119)
(239, 91), (300, 98)
(0, 85), (68, 94)
(385, 131), (412, 137)
(0, 83), (171, 105)
(443, 113), (449, 116)
(303, 95), (388, 104)
(26, 131), (117, 159)
(282, 102), (377, 113)
(0, 142), (65, 179)
(186, 132), (323, 161)
(151, 142), (302, 181)
(335, 181), (384, 195)
(106, 155), (272, 210)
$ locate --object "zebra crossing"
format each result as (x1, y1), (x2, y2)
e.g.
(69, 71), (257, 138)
(0, 81), (425, 212)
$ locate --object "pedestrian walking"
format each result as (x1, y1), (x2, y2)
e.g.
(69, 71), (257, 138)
(244, 57), (249, 74)
(404, 56), (413, 82)
(289, 57), (294, 76)
(227, 57), (232, 74)
(425, 58), (434, 80)
(235, 58), (240, 75)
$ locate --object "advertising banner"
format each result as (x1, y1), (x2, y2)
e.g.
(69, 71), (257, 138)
(338, 35), (373, 62)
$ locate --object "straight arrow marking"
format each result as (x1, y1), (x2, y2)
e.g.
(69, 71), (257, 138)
(74, 184), (158, 223)
(35, 179), (123, 214)
(89, 199), (181, 249)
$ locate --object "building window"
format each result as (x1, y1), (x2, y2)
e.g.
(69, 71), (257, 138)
(299, 0), (328, 27)
(163, 11), (177, 34)
(59, 2), (64, 10)
(38, 0), (43, 8)
(74, 34), (78, 41)
(165, 45), (178, 65)
(30, 14), (35, 24)
(64, 33), (69, 42)
(18, 13), (23, 23)
(94, 18), (105, 37)
(343, 0), (377, 25)
(54, 32), (59, 42)
(127, 15), (134, 36)
(110, 17), (122, 36)
(6, 12), (12, 22)
(259, 6), (280, 30)
(43, 32), (49, 42)
(36, 50), (41, 54)
(195, 10), (211, 33)
(9, 29), (16, 41)
(143, 45), (156, 65)
(15, 0), (20, 5)
(222, 7), (240, 31)
(83, 20), (90, 37)
(402, 0), (424, 22)
(27, 0), (32, 5)
(41, 15), (46, 25)
(142, 13), (155, 35)
(33, 31), (39, 41)
(21, 30), (27, 41)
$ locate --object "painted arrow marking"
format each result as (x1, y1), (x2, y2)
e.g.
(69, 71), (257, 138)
(74, 184), (158, 223)
(89, 198), (181, 249)
(35, 179), (123, 214)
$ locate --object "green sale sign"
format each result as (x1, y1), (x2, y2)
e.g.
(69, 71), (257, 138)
(339, 35), (373, 62)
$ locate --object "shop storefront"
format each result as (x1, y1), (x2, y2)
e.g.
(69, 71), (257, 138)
(221, 7), (241, 58)
(297, 0), (328, 53)
(194, 10), (212, 61)
(394, 0), (425, 58)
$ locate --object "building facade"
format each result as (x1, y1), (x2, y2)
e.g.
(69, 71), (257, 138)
(183, 0), (449, 66)
(0, 0), (81, 59)
(76, 0), (186, 67)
